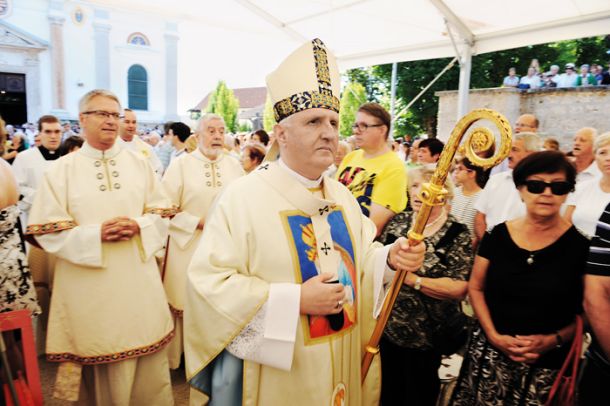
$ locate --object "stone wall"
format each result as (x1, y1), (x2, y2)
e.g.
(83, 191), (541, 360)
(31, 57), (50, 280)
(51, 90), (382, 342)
(436, 86), (610, 150)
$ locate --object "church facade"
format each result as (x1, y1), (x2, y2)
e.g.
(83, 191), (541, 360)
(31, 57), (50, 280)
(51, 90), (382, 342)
(0, 0), (179, 125)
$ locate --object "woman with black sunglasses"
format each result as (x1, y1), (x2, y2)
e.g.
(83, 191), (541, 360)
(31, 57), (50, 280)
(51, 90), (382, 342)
(452, 151), (589, 405)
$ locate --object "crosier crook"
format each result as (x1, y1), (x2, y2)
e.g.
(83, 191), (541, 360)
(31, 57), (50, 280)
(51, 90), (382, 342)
(361, 109), (513, 383)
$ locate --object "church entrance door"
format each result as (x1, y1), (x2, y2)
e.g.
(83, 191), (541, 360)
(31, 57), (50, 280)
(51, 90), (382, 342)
(0, 72), (27, 125)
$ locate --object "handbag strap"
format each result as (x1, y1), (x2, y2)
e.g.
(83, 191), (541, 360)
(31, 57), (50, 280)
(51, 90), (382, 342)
(567, 315), (584, 396)
(545, 315), (583, 405)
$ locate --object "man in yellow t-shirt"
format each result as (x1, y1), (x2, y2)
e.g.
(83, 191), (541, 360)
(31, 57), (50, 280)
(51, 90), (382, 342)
(336, 103), (407, 236)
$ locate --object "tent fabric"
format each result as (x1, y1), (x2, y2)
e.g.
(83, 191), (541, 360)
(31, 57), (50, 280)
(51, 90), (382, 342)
(90, 0), (610, 111)
(100, 0), (610, 69)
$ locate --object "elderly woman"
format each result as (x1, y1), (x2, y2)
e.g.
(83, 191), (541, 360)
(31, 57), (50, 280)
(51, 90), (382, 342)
(325, 140), (352, 177)
(452, 151), (588, 405)
(241, 142), (266, 173)
(379, 166), (474, 405)
(565, 131), (610, 237)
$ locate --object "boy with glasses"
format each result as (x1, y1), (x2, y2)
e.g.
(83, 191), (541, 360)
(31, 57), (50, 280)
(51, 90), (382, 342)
(336, 103), (407, 235)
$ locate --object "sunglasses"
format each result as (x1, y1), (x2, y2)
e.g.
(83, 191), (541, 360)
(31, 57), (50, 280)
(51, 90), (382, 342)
(523, 180), (573, 195)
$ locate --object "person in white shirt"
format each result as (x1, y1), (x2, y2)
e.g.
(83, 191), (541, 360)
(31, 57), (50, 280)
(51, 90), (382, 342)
(168, 121), (191, 162)
(557, 63), (579, 88)
(474, 132), (542, 240)
(450, 157), (485, 246)
(572, 127), (601, 183)
(565, 132), (610, 237)
(12, 115), (62, 221)
(519, 67), (540, 89)
(116, 109), (163, 175)
(502, 67), (519, 87)
(490, 113), (539, 176)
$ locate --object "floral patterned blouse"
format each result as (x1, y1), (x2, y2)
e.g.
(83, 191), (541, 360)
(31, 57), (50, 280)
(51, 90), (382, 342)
(0, 204), (40, 315)
(379, 211), (473, 349)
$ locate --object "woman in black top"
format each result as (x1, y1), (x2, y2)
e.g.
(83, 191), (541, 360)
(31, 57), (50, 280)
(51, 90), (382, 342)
(452, 151), (589, 405)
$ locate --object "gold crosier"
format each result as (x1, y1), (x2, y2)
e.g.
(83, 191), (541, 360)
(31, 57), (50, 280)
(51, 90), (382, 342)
(361, 109), (513, 382)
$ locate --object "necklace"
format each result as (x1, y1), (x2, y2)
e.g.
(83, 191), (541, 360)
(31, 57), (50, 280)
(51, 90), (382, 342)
(425, 210), (446, 229)
(527, 252), (535, 265)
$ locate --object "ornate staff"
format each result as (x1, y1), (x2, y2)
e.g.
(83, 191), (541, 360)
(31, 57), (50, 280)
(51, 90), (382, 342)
(361, 109), (513, 383)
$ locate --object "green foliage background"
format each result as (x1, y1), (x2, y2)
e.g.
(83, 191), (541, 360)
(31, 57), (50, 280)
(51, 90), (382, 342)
(339, 82), (367, 138)
(347, 35), (609, 140)
(263, 94), (276, 132)
(205, 80), (240, 132)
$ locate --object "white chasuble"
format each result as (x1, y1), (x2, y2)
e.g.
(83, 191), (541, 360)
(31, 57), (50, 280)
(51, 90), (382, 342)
(185, 161), (383, 406)
(117, 136), (164, 176)
(26, 142), (175, 364)
(162, 150), (244, 316)
(11, 147), (54, 216)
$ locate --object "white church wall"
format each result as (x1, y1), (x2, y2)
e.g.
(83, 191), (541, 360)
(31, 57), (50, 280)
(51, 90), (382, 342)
(2, 0), (174, 123)
(108, 8), (167, 122)
(62, 1), (96, 117)
(2, 0), (53, 121)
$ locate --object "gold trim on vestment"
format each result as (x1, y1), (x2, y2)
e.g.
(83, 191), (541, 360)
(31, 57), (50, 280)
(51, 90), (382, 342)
(46, 329), (175, 365)
(169, 303), (183, 318)
(26, 220), (77, 235)
(273, 38), (340, 122)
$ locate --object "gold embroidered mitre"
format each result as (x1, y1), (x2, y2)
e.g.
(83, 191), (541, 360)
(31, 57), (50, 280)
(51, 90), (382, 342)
(266, 38), (341, 122)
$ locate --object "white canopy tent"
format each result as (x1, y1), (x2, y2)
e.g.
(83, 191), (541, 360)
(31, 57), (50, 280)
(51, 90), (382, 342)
(91, 0), (610, 116)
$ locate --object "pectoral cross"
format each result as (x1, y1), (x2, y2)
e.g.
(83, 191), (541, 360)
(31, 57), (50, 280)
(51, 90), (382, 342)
(321, 242), (331, 255)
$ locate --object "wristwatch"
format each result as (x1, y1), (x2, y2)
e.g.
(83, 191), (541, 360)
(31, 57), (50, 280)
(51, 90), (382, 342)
(414, 276), (422, 291)
(554, 332), (563, 348)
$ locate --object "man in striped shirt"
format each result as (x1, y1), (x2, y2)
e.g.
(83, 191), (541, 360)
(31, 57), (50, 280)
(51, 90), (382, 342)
(580, 201), (610, 405)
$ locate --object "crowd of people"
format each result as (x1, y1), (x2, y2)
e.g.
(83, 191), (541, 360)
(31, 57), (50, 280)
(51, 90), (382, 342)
(1, 37), (609, 406)
(1, 116), (271, 177)
(501, 59), (610, 89)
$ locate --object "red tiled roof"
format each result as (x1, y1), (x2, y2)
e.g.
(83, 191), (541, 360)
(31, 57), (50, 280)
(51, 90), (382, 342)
(193, 86), (267, 110)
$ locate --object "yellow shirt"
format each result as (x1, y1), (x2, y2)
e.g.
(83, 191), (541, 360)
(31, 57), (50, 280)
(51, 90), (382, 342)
(335, 149), (407, 216)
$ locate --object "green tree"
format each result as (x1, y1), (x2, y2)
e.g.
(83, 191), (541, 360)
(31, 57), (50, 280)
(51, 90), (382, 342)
(339, 82), (367, 137)
(238, 121), (252, 132)
(205, 81), (240, 132)
(263, 94), (276, 132)
(574, 36), (609, 66)
(352, 35), (607, 138)
(345, 67), (385, 102)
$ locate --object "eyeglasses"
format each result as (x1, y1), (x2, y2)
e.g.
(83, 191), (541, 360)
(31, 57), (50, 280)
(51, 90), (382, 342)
(82, 110), (123, 120)
(351, 122), (384, 132)
(523, 180), (573, 195)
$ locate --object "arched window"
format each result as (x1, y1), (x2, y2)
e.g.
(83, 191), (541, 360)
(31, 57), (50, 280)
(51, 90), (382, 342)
(127, 32), (150, 46)
(127, 64), (148, 111)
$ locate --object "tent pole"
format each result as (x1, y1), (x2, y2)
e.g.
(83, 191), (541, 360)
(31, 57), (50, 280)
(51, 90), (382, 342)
(457, 45), (472, 120)
(390, 62), (398, 139)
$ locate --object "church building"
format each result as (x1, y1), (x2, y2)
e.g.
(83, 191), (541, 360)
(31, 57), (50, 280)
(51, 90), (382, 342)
(0, 0), (179, 125)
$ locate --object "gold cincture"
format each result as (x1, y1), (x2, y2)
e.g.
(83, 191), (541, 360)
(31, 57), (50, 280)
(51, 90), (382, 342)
(361, 109), (512, 383)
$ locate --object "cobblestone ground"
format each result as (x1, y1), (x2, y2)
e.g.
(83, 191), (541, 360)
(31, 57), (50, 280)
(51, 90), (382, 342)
(40, 359), (190, 405)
